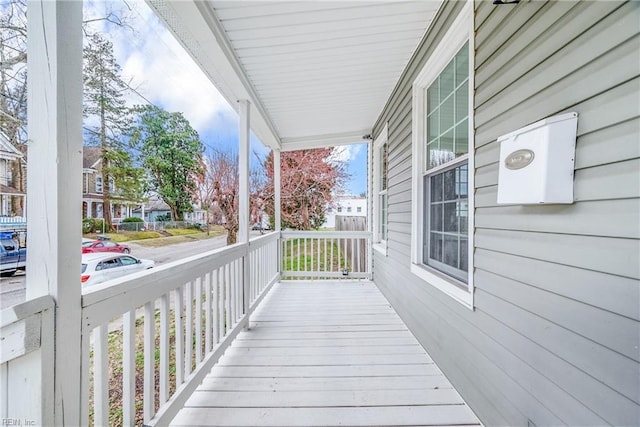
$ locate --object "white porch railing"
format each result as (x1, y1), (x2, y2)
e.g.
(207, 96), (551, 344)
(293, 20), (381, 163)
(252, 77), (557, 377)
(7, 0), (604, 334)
(280, 231), (372, 280)
(1, 230), (370, 426)
(0, 216), (26, 225)
(80, 232), (279, 426)
(0, 295), (54, 425)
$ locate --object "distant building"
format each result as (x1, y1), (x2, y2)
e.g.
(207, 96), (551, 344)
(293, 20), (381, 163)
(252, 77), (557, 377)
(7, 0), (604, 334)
(82, 146), (137, 220)
(323, 195), (367, 228)
(0, 132), (26, 218)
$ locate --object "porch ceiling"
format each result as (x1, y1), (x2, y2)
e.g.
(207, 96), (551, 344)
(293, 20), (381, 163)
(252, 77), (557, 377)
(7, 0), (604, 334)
(148, 1), (442, 150)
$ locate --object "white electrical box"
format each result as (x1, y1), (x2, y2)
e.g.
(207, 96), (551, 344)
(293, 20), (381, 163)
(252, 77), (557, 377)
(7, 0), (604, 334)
(497, 112), (578, 204)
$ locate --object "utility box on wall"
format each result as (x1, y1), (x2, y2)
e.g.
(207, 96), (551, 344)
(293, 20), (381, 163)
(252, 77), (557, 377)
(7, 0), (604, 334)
(497, 112), (578, 204)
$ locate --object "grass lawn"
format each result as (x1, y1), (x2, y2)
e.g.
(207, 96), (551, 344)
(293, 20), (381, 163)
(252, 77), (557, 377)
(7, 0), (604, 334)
(84, 226), (226, 247)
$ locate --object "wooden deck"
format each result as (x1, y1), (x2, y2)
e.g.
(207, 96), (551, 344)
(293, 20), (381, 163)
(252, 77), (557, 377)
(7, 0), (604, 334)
(170, 281), (481, 426)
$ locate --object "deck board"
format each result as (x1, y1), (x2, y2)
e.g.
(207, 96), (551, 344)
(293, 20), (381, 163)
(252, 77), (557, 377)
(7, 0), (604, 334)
(170, 281), (481, 427)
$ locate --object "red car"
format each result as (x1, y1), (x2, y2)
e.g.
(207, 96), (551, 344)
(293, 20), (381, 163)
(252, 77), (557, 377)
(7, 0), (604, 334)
(82, 240), (131, 254)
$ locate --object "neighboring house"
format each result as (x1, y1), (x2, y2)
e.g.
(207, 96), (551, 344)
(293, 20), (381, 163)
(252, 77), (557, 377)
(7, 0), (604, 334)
(323, 195), (367, 228)
(131, 194), (173, 222)
(0, 132), (25, 218)
(82, 146), (136, 221)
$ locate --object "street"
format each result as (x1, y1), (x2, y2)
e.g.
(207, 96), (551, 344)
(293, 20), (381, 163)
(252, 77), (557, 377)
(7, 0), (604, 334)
(0, 233), (233, 310)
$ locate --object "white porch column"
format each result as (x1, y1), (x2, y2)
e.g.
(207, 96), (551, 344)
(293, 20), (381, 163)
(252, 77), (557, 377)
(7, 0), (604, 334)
(27, 1), (83, 425)
(238, 100), (251, 325)
(274, 148), (281, 232)
(87, 200), (93, 218)
(238, 100), (250, 243)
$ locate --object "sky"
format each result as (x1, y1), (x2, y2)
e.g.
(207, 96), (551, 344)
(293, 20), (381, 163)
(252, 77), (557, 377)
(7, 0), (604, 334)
(84, 0), (368, 196)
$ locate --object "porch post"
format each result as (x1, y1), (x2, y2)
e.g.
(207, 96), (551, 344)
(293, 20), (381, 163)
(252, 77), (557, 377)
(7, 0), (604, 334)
(238, 100), (251, 325)
(27, 1), (83, 425)
(274, 148), (281, 232)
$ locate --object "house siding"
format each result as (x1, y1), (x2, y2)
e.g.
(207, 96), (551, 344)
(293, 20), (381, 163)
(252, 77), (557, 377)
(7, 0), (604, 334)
(371, 1), (639, 426)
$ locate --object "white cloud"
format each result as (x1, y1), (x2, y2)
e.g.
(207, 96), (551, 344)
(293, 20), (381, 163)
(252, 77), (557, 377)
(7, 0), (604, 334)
(85, 0), (235, 134)
(331, 144), (364, 163)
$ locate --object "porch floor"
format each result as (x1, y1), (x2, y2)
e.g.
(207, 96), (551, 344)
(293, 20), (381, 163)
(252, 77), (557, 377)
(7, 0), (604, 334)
(170, 281), (481, 426)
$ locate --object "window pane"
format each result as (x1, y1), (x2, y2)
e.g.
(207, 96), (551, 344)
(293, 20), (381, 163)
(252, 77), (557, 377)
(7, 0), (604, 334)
(443, 235), (459, 269)
(425, 43), (469, 173)
(443, 202), (458, 232)
(455, 81), (468, 124)
(430, 232), (443, 262)
(454, 119), (468, 158)
(443, 169), (456, 200)
(440, 94), (454, 132)
(424, 163), (469, 281)
(440, 60), (455, 98)
(427, 81), (439, 112)
(459, 238), (468, 272)
(430, 204), (442, 231)
(427, 110), (439, 142)
(439, 129), (455, 166)
(455, 43), (469, 87)
(430, 173), (443, 202)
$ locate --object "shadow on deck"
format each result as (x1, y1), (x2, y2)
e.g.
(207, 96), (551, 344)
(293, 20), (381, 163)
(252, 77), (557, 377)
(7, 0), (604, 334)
(170, 281), (481, 426)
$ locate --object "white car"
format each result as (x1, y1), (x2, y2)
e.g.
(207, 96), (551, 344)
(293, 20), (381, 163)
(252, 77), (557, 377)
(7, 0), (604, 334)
(81, 253), (154, 286)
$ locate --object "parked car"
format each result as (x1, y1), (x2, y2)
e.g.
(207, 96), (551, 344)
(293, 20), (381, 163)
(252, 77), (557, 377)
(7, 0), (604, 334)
(0, 232), (26, 276)
(82, 239), (131, 254)
(81, 253), (154, 286)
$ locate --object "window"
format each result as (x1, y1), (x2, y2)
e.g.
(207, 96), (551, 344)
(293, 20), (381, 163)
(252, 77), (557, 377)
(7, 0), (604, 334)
(357, 207), (362, 213)
(347, 206), (352, 213)
(337, 207), (343, 213)
(120, 256), (137, 266)
(96, 176), (103, 193)
(372, 124), (389, 254)
(411, 2), (473, 308)
(328, 207), (333, 213)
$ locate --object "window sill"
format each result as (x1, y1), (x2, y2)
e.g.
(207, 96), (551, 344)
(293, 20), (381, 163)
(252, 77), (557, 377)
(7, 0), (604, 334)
(410, 263), (473, 310)
(373, 242), (387, 256)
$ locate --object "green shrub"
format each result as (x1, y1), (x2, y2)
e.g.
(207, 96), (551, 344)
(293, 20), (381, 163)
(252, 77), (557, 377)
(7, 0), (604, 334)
(155, 213), (171, 222)
(82, 218), (94, 233)
(123, 217), (143, 223)
(82, 218), (107, 233)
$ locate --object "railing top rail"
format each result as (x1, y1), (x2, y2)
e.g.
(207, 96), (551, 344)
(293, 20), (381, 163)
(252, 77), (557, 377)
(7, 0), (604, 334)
(82, 242), (247, 329)
(249, 230), (279, 250)
(0, 295), (54, 328)
(281, 230), (371, 239)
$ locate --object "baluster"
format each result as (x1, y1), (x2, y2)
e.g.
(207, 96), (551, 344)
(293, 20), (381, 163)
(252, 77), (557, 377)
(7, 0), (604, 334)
(218, 267), (224, 340)
(195, 277), (202, 365)
(93, 324), (108, 427)
(123, 311), (136, 427)
(351, 238), (356, 274)
(143, 301), (155, 424)
(174, 286), (184, 387)
(185, 281), (193, 376)
(160, 293), (169, 404)
(205, 273), (212, 353)
(213, 269), (220, 345)
(230, 260), (236, 325)
(225, 263), (231, 334)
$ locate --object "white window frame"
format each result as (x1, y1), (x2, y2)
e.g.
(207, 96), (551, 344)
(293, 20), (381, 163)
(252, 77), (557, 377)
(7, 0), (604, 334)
(96, 176), (103, 194)
(372, 123), (389, 255)
(410, 1), (474, 309)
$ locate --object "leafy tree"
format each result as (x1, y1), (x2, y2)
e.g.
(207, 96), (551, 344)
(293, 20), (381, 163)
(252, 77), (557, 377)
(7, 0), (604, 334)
(84, 33), (144, 228)
(1, 1), (134, 217)
(132, 105), (203, 221)
(262, 148), (347, 230)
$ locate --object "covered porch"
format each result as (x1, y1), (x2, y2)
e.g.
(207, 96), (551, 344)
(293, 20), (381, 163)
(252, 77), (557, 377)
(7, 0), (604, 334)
(1, 1), (484, 426)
